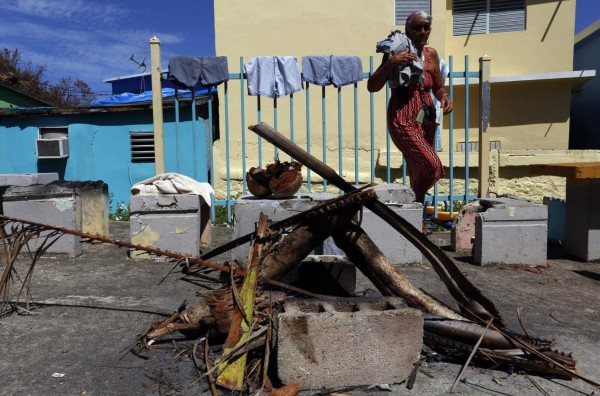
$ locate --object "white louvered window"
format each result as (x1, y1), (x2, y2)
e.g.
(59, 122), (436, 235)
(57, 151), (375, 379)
(453, 0), (526, 36)
(395, 0), (431, 26)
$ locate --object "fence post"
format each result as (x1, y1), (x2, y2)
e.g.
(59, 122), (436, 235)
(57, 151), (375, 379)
(150, 36), (165, 175)
(478, 55), (491, 198)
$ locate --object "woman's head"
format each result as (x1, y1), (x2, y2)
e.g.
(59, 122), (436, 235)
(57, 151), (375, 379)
(405, 11), (432, 49)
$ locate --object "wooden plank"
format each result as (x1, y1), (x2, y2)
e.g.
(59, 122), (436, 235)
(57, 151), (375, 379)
(529, 162), (600, 179)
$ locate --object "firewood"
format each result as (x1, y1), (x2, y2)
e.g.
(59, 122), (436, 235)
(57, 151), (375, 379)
(249, 122), (503, 326)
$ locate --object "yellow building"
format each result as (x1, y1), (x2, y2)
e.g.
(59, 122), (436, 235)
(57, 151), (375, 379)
(212, 0), (597, 202)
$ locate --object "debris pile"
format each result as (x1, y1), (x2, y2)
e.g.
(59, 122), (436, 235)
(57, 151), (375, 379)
(1, 122), (598, 394)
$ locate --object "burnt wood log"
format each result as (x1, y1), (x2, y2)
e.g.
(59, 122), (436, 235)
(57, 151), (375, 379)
(259, 204), (361, 281)
(249, 122), (503, 326)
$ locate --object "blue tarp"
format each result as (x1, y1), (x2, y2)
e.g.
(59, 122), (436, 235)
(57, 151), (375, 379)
(91, 88), (211, 106)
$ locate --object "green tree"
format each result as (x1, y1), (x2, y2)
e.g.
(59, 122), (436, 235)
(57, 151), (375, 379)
(0, 48), (96, 107)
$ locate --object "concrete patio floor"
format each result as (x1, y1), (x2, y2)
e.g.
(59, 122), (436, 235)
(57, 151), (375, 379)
(0, 221), (599, 395)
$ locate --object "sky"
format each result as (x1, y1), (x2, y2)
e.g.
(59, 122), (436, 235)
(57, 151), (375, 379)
(0, 0), (215, 98)
(0, 0), (599, 100)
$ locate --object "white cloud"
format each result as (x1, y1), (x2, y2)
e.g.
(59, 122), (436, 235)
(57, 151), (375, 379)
(0, 0), (123, 23)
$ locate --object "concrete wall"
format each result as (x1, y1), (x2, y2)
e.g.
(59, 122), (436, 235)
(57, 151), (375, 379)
(0, 107), (209, 209)
(210, 0), (582, 202)
(443, 0), (575, 75)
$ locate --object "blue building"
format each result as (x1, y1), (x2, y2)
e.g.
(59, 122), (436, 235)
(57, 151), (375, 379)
(570, 19), (600, 149)
(0, 94), (218, 208)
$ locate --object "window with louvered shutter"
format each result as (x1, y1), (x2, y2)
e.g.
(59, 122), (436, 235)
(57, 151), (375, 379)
(453, 0), (525, 36)
(130, 131), (155, 163)
(489, 0), (525, 33)
(395, 0), (431, 26)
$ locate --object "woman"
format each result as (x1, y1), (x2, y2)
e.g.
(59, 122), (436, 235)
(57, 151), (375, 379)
(367, 11), (453, 206)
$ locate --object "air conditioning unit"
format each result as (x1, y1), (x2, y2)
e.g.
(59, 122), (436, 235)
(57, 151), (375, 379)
(36, 137), (69, 159)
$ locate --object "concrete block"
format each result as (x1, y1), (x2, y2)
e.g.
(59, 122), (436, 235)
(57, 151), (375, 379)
(360, 203), (423, 265)
(543, 196), (566, 243)
(370, 183), (415, 204)
(564, 179), (600, 261)
(473, 198), (548, 266)
(129, 194), (209, 259)
(0, 173), (59, 187)
(51, 180), (109, 237)
(2, 184), (82, 256)
(276, 297), (423, 389)
(278, 255), (356, 296)
(231, 192), (341, 263)
(0, 173), (60, 215)
(450, 200), (483, 252)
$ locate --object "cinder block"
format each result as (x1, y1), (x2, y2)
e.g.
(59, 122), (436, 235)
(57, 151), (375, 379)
(360, 203), (423, 265)
(277, 255), (356, 296)
(450, 200), (483, 252)
(231, 192), (341, 263)
(276, 297), (423, 389)
(370, 183), (415, 204)
(543, 196), (566, 243)
(2, 184), (82, 256)
(129, 194), (209, 259)
(473, 198), (547, 266)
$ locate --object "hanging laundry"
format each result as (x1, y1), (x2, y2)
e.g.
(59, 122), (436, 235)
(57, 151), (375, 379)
(301, 56), (363, 88)
(244, 56), (303, 98)
(168, 56), (229, 88)
(376, 30), (423, 88)
(301, 56), (331, 86)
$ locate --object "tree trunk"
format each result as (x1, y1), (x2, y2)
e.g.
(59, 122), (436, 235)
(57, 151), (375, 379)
(260, 205), (360, 281)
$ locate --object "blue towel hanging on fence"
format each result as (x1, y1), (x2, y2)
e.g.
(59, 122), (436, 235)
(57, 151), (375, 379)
(301, 55), (363, 88)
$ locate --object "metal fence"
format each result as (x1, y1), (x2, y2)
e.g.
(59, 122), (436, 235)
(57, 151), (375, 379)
(174, 55), (487, 223)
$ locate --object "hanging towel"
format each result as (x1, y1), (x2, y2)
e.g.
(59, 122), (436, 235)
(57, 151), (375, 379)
(330, 56), (363, 87)
(168, 56), (229, 88)
(244, 56), (303, 98)
(199, 56), (229, 85)
(432, 57), (449, 152)
(301, 56), (332, 86)
(301, 56), (363, 87)
(431, 57), (449, 127)
(376, 30), (423, 88)
(169, 56), (202, 88)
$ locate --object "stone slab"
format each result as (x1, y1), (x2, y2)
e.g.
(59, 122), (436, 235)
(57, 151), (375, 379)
(129, 194), (207, 259)
(276, 297), (423, 389)
(473, 198), (548, 266)
(0, 173), (59, 187)
(231, 192), (341, 263)
(360, 203), (423, 265)
(2, 184), (82, 256)
(451, 200), (483, 252)
(370, 183), (415, 204)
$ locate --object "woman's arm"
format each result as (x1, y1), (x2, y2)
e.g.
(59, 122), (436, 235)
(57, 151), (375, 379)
(428, 48), (453, 114)
(367, 50), (418, 93)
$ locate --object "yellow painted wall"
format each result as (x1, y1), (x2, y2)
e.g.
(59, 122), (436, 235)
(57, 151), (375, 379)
(212, 0), (578, 200)
(444, 0), (575, 75)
